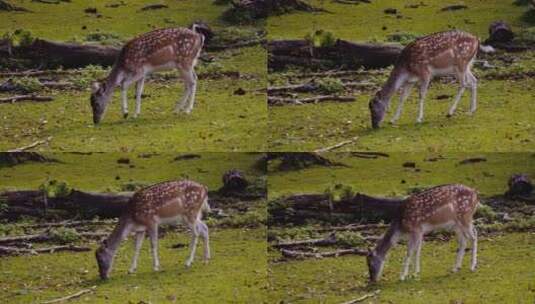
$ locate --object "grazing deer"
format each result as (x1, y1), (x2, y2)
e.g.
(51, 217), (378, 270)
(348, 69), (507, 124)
(95, 180), (211, 280)
(369, 30), (495, 128)
(90, 23), (212, 124)
(366, 184), (479, 282)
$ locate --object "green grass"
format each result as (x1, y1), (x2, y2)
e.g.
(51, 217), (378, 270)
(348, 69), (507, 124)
(268, 153), (535, 199)
(267, 0), (527, 41)
(267, 0), (535, 152)
(0, 0), (267, 152)
(268, 232), (535, 303)
(0, 228), (267, 304)
(0, 152), (264, 192)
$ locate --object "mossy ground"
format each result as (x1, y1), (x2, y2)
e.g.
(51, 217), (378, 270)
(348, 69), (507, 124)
(0, 0), (266, 152)
(0, 153), (267, 303)
(267, 153), (535, 303)
(267, 0), (535, 152)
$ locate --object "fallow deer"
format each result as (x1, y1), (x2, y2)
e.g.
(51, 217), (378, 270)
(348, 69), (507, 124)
(90, 23), (212, 124)
(95, 180), (211, 280)
(366, 184), (479, 282)
(369, 30), (495, 128)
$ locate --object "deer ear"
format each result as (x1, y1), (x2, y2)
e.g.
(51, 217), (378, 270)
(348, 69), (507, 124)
(91, 82), (100, 93)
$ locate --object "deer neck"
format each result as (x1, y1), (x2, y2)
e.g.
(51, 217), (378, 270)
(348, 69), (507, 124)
(103, 214), (132, 253)
(102, 65), (124, 99)
(378, 67), (407, 106)
(373, 218), (402, 259)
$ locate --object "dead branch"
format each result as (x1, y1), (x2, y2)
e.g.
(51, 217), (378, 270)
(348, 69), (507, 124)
(41, 286), (96, 304)
(267, 81), (374, 94)
(280, 248), (368, 259)
(0, 232), (108, 245)
(268, 95), (355, 106)
(0, 70), (76, 77)
(0, 95), (53, 104)
(7, 136), (52, 152)
(314, 136), (359, 153)
(13, 220), (117, 229)
(0, 245), (91, 255)
(339, 290), (381, 304)
(274, 233), (337, 248)
(313, 223), (389, 232)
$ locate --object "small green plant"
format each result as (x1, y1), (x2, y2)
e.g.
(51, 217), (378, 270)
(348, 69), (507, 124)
(49, 227), (80, 244)
(386, 32), (421, 45)
(475, 204), (497, 222)
(335, 231), (366, 247)
(305, 29), (337, 48)
(70, 65), (108, 89)
(84, 31), (123, 46)
(197, 61), (225, 75)
(317, 78), (344, 94)
(11, 77), (43, 93)
(2, 29), (35, 48)
(324, 183), (354, 202)
(216, 208), (266, 228)
(39, 179), (72, 198)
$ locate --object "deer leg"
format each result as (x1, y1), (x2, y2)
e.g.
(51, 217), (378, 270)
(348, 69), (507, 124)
(184, 69), (197, 114)
(414, 233), (423, 275)
(453, 229), (467, 272)
(129, 231), (145, 274)
(185, 220), (200, 267)
(196, 220), (210, 263)
(174, 73), (192, 113)
(134, 77), (145, 118)
(468, 224), (478, 271)
(391, 82), (413, 124)
(447, 72), (467, 117)
(466, 71), (478, 114)
(416, 78), (430, 123)
(148, 225), (160, 271)
(121, 85), (129, 119)
(401, 233), (418, 280)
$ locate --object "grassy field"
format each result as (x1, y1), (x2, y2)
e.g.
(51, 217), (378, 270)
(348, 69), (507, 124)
(0, 0), (267, 152)
(0, 152), (264, 192)
(1, 228), (267, 304)
(0, 152), (267, 303)
(267, 153), (535, 303)
(267, 0), (535, 152)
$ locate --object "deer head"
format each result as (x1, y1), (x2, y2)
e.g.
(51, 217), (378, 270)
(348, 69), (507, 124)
(366, 248), (384, 283)
(90, 81), (111, 124)
(95, 242), (113, 280)
(369, 92), (387, 129)
(190, 21), (214, 42)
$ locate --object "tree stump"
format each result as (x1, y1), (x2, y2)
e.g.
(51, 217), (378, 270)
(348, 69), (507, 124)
(506, 174), (533, 196)
(487, 21), (514, 44)
(220, 169), (249, 193)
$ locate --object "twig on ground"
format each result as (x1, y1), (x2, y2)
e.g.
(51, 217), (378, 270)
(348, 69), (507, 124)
(0, 245), (91, 255)
(0, 95), (53, 103)
(7, 136), (52, 152)
(339, 290), (381, 304)
(268, 95), (355, 106)
(280, 248), (368, 259)
(314, 136), (359, 153)
(41, 286), (96, 304)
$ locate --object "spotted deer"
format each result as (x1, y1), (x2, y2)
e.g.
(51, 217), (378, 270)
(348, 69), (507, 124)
(95, 180), (211, 280)
(367, 184), (480, 282)
(90, 23), (212, 124)
(369, 30), (495, 128)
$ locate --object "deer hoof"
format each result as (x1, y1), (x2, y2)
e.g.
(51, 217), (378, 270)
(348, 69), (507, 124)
(446, 113), (453, 118)
(123, 113), (128, 119)
(451, 267), (460, 273)
(128, 268), (137, 274)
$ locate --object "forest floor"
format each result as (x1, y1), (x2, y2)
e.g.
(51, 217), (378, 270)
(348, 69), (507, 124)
(267, 0), (535, 152)
(0, 153), (267, 303)
(267, 152), (535, 303)
(0, 0), (267, 152)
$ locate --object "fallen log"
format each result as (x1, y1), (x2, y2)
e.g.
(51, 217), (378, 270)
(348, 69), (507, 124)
(269, 152), (349, 171)
(280, 247), (368, 259)
(0, 231), (108, 245)
(0, 95), (53, 104)
(313, 223), (389, 232)
(0, 0), (30, 11)
(268, 95), (355, 105)
(267, 81), (374, 94)
(269, 192), (405, 225)
(268, 39), (402, 70)
(486, 21), (514, 44)
(274, 233), (338, 248)
(0, 245), (91, 255)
